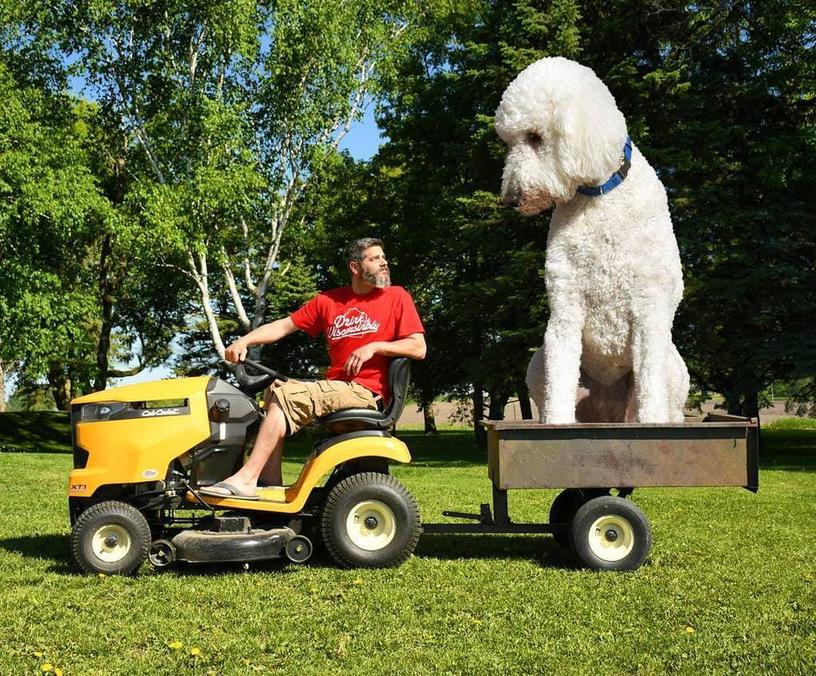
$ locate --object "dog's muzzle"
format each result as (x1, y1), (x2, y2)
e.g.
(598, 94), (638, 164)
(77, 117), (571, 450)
(502, 188), (522, 208)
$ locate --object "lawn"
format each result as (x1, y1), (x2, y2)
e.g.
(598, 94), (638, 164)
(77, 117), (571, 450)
(0, 416), (814, 674)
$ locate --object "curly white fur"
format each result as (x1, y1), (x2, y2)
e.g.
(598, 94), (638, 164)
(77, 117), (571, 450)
(496, 57), (689, 423)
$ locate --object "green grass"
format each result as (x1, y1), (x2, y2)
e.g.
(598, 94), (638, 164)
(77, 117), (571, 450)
(766, 416), (816, 430)
(0, 420), (814, 674)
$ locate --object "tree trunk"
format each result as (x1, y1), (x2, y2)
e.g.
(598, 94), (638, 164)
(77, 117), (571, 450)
(420, 395), (437, 435)
(48, 363), (71, 411)
(472, 382), (485, 447)
(517, 381), (533, 419)
(724, 389), (760, 417)
(94, 234), (114, 391)
(0, 361), (6, 412)
(488, 389), (510, 421)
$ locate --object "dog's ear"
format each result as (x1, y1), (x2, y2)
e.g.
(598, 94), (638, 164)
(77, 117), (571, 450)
(556, 102), (627, 185)
(556, 105), (598, 180)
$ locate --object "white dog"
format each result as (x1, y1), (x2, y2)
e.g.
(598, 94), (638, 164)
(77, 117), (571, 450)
(495, 57), (689, 423)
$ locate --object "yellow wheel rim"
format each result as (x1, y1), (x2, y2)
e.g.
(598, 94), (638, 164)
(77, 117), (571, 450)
(346, 500), (396, 551)
(91, 524), (132, 563)
(587, 515), (635, 562)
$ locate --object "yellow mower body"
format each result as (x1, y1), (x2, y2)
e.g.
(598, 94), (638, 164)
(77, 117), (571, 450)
(195, 435), (411, 513)
(69, 377), (212, 498)
(68, 375), (410, 510)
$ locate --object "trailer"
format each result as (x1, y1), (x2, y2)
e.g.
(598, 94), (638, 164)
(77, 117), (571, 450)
(422, 413), (759, 571)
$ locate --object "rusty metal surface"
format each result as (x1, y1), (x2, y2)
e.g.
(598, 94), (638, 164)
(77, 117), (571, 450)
(485, 417), (758, 490)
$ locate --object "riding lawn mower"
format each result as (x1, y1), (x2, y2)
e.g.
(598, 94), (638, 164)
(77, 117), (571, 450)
(67, 358), (420, 575)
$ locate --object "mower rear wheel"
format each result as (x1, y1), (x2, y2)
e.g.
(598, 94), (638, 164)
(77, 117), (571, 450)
(320, 472), (420, 569)
(71, 500), (151, 575)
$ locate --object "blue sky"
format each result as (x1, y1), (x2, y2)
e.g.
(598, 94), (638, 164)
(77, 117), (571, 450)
(339, 104), (384, 161)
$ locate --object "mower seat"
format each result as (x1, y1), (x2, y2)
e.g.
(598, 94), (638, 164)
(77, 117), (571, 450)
(318, 357), (411, 431)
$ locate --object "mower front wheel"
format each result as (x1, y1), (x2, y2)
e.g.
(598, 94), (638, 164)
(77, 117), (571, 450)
(70, 500), (151, 575)
(320, 472), (420, 568)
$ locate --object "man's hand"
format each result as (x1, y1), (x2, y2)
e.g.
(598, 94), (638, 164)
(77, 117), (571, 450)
(224, 338), (249, 364)
(344, 343), (378, 376)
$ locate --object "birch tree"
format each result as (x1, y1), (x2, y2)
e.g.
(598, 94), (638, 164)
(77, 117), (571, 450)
(57, 0), (418, 360)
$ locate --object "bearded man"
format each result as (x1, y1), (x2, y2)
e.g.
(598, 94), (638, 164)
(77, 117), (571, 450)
(200, 238), (426, 499)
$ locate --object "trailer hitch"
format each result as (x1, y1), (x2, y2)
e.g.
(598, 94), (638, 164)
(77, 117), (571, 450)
(442, 502), (494, 525)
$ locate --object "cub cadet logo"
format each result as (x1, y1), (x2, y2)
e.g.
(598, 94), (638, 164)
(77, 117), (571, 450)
(140, 408), (180, 417)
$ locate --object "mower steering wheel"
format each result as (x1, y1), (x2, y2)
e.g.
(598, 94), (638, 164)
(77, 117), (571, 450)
(234, 358), (289, 395)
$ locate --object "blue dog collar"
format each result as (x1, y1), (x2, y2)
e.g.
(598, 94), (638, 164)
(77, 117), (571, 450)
(577, 137), (632, 197)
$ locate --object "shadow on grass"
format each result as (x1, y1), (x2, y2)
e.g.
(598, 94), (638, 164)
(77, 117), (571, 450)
(415, 533), (574, 567)
(0, 411), (71, 454)
(0, 533), (75, 573)
(0, 533), (315, 577)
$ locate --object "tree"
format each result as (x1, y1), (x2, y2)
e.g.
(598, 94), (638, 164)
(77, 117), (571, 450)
(312, 0), (580, 437)
(575, 0), (816, 416)
(1, 0), (195, 407)
(0, 57), (106, 407)
(53, 0), (422, 367)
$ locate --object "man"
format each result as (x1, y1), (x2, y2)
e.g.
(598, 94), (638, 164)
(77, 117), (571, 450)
(200, 238), (426, 500)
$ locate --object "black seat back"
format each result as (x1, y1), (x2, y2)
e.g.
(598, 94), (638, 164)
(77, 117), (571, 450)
(383, 357), (411, 421)
(319, 357), (412, 431)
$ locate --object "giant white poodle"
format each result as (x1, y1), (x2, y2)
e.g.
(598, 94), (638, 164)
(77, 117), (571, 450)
(495, 57), (689, 423)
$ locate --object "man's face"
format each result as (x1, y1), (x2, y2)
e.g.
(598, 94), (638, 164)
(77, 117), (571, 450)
(354, 246), (390, 289)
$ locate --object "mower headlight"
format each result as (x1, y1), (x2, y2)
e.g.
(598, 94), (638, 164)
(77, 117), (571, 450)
(80, 402), (130, 422)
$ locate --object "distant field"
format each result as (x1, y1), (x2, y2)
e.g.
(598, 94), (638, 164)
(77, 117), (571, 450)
(0, 413), (814, 674)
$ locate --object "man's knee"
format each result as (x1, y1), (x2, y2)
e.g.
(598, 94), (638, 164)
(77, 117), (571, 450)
(263, 397), (288, 430)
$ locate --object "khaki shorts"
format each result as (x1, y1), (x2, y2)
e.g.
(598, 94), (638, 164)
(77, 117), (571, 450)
(266, 379), (381, 434)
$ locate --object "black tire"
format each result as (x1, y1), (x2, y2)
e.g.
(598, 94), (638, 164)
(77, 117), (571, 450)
(569, 495), (651, 571)
(70, 500), (151, 575)
(320, 472), (420, 569)
(285, 535), (314, 564)
(549, 488), (610, 548)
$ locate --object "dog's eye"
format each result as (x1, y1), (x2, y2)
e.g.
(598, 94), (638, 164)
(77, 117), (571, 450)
(527, 131), (543, 146)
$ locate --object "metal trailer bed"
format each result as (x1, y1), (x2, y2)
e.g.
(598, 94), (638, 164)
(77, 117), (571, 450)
(421, 413), (759, 570)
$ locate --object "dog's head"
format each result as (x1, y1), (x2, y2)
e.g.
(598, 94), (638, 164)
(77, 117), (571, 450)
(495, 57), (628, 215)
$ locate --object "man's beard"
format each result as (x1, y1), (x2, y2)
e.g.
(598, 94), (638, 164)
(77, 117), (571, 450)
(362, 268), (391, 288)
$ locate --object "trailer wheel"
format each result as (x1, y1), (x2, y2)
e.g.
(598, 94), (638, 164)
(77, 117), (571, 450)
(549, 488), (609, 548)
(70, 500), (151, 575)
(320, 472), (420, 569)
(569, 496), (651, 571)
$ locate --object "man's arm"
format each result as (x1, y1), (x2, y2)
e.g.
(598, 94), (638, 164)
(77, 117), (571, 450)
(224, 316), (300, 363)
(344, 333), (426, 376)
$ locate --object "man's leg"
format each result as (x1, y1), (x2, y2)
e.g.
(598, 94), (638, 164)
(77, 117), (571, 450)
(212, 399), (288, 495)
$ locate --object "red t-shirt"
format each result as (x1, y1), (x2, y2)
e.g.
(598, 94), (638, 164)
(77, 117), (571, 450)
(290, 285), (424, 401)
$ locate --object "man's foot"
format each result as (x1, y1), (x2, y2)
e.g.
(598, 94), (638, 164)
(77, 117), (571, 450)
(198, 481), (260, 500)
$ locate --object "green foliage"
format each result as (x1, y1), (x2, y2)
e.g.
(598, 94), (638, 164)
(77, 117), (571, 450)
(0, 52), (188, 405)
(40, 0), (425, 368)
(0, 58), (105, 395)
(0, 410), (68, 450)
